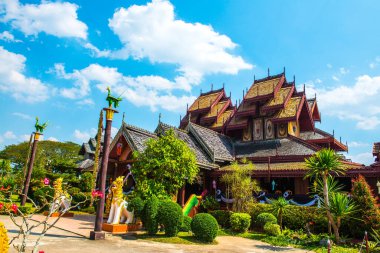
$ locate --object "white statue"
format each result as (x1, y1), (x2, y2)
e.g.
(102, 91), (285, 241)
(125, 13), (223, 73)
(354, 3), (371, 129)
(107, 176), (134, 224)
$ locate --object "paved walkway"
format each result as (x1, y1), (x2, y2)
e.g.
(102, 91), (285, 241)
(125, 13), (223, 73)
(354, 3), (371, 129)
(0, 215), (312, 253)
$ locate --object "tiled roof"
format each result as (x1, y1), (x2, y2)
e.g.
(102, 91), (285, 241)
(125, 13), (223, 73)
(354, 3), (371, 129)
(299, 130), (327, 140)
(245, 77), (281, 99)
(234, 138), (316, 158)
(237, 102), (256, 113)
(212, 110), (234, 128)
(77, 159), (94, 169)
(307, 99), (315, 110)
(188, 90), (223, 111)
(227, 115), (248, 127)
(124, 123), (157, 153)
(189, 123), (234, 161)
(265, 87), (293, 107)
(203, 101), (228, 118)
(274, 96), (302, 119)
(373, 142), (380, 155)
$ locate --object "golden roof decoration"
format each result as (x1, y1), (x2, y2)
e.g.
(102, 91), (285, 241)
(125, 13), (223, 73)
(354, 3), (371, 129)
(265, 87), (293, 107)
(245, 77), (281, 99)
(188, 91), (222, 111)
(274, 97), (302, 119)
(204, 101), (228, 118)
(212, 110), (234, 128)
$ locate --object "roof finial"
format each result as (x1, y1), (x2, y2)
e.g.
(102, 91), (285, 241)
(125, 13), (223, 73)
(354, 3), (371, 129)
(243, 89), (245, 98)
(303, 84), (305, 94)
(254, 74), (256, 82)
(211, 83), (213, 91)
(188, 112), (191, 123)
(122, 112), (125, 123)
(200, 89), (202, 95)
(236, 100), (238, 106)
(314, 93), (316, 100)
(229, 91), (231, 98)
(159, 113), (162, 123)
(186, 103), (189, 111)
(293, 75), (295, 83)
(180, 114), (182, 121)
(283, 66), (286, 75)
(246, 87), (248, 93)
(268, 67), (270, 77)
(333, 129), (335, 138)
(223, 83), (225, 89)
(340, 136), (342, 143)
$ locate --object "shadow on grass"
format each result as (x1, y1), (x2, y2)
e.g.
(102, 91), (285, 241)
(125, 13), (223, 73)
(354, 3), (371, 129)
(135, 232), (217, 245)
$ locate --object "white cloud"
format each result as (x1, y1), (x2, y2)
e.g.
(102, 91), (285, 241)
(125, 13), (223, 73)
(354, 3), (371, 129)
(77, 98), (95, 106)
(0, 46), (50, 102)
(20, 134), (32, 142)
(327, 64), (333, 69)
(87, 0), (252, 91)
(369, 56), (380, 69)
(12, 112), (33, 120)
(304, 75), (380, 130)
(73, 129), (95, 143)
(51, 63), (196, 112)
(332, 75), (339, 81)
(346, 152), (374, 166)
(1, 0), (87, 39)
(111, 127), (118, 138)
(0, 31), (21, 42)
(347, 141), (370, 148)
(47, 137), (58, 142)
(83, 43), (110, 57)
(339, 67), (349, 75)
(3, 131), (16, 139)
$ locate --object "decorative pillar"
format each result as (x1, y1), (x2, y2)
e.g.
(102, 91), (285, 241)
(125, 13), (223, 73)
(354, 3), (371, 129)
(21, 132), (41, 206)
(91, 87), (121, 240)
(181, 184), (186, 207)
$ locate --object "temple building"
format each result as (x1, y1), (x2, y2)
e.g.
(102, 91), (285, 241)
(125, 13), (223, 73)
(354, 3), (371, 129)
(81, 71), (380, 204)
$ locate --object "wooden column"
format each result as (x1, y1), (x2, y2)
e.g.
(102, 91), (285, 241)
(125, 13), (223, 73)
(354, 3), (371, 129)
(181, 184), (186, 207)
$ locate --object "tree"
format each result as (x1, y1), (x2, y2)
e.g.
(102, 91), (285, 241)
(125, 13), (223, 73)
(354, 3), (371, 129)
(270, 197), (290, 231)
(350, 175), (380, 237)
(131, 129), (199, 199)
(305, 148), (346, 243)
(327, 192), (357, 231)
(221, 159), (260, 213)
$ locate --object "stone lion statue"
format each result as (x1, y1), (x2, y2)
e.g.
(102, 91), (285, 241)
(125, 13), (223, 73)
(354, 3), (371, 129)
(107, 176), (134, 224)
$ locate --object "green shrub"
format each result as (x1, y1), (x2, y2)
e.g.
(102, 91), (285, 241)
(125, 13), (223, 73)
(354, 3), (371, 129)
(18, 206), (32, 215)
(142, 195), (159, 235)
(67, 187), (81, 196)
(81, 206), (95, 214)
(180, 216), (192, 232)
(264, 222), (281, 236)
(72, 192), (90, 210)
(127, 197), (145, 219)
(200, 196), (220, 211)
(256, 212), (277, 227)
(191, 213), (218, 242)
(209, 210), (233, 228)
(79, 172), (93, 192)
(230, 213), (251, 232)
(33, 187), (54, 207)
(158, 200), (183, 237)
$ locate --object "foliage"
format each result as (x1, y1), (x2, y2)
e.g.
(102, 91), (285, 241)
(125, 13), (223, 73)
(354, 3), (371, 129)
(270, 197), (290, 231)
(92, 109), (103, 196)
(191, 213), (219, 243)
(67, 187), (81, 196)
(127, 196), (145, 219)
(0, 159), (11, 176)
(200, 196), (220, 211)
(256, 212), (277, 228)
(221, 159), (260, 212)
(263, 222), (281, 236)
(71, 192), (91, 210)
(310, 176), (344, 197)
(32, 186), (54, 207)
(0, 221), (9, 253)
(79, 172), (93, 192)
(157, 200), (183, 237)
(209, 210), (233, 228)
(180, 216), (192, 232)
(132, 129), (199, 199)
(230, 212), (251, 232)
(305, 148), (345, 243)
(326, 192), (357, 230)
(350, 175), (380, 238)
(142, 195), (160, 235)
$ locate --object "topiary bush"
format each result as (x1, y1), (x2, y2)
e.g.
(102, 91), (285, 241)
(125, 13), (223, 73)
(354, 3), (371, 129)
(127, 197), (145, 220)
(209, 210), (233, 228)
(256, 212), (277, 227)
(158, 200), (183, 237)
(230, 213), (251, 232)
(180, 216), (192, 232)
(0, 221), (9, 253)
(191, 213), (219, 243)
(263, 222), (281, 236)
(142, 195), (159, 235)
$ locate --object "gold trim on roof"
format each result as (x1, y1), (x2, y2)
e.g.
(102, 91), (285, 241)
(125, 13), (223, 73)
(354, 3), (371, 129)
(204, 101), (228, 118)
(212, 110), (234, 128)
(188, 92), (222, 111)
(274, 97), (302, 119)
(245, 77), (281, 99)
(265, 87), (292, 107)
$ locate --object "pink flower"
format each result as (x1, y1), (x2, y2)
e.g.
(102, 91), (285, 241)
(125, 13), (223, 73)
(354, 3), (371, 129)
(43, 178), (50, 185)
(39, 251), (45, 253)
(0, 203), (3, 209)
(91, 190), (103, 198)
(11, 204), (18, 214)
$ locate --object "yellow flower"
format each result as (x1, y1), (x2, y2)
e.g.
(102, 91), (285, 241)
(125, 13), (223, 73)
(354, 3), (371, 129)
(0, 221), (9, 253)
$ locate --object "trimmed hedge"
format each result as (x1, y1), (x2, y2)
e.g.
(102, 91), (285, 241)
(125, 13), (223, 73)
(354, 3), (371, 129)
(209, 210), (233, 228)
(127, 197), (145, 219)
(249, 204), (328, 233)
(142, 195), (160, 235)
(180, 216), (192, 232)
(191, 213), (219, 242)
(158, 200), (183, 237)
(256, 212), (277, 227)
(264, 222), (281, 236)
(230, 213), (251, 232)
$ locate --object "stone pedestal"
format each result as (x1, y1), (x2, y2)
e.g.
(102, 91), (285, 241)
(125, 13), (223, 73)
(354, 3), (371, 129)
(90, 231), (105, 240)
(43, 211), (74, 217)
(102, 223), (127, 234)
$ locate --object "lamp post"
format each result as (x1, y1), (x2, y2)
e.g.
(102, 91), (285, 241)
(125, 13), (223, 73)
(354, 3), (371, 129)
(21, 117), (47, 206)
(90, 88), (120, 240)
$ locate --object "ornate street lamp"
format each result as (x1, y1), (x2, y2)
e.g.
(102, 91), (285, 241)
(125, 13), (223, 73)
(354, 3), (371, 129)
(90, 87), (121, 240)
(21, 117), (47, 206)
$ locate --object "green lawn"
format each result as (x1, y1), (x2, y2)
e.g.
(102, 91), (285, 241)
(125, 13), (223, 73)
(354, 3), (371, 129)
(137, 231), (217, 245)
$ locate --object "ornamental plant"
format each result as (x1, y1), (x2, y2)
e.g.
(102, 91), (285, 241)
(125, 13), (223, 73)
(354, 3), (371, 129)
(209, 210), (233, 228)
(256, 212), (277, 228)
(191, 213), (219, 243)
(230, 213), (251, 232)
(142, 195), (160, 235)
(263, 222), (281, 236)
(0, 221), (9, 253)
(158, 200), (183, 237)
(180, 216), (192, 232)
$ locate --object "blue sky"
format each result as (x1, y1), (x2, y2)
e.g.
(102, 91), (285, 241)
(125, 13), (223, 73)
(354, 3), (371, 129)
(0, 0), (379, 165)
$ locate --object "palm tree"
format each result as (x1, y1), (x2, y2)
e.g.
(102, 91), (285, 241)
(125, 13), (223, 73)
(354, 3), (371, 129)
(305, 148), (346, 243)
(327, 192), (357, 231)
(271, 197), (289, 231)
